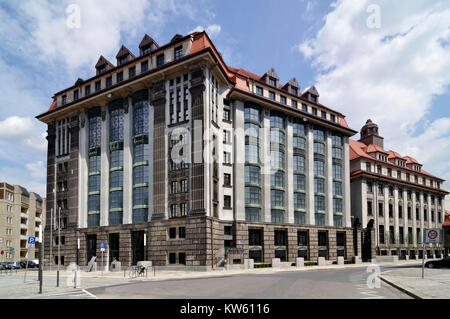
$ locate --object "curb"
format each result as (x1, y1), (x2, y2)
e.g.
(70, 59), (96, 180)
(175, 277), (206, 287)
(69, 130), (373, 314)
(379, 275), (422, 299)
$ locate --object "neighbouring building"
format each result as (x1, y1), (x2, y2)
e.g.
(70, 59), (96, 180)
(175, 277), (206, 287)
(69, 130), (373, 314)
(36, 31), (366, 271)
(350, 120), (448, 259)
(0, 183), (45, 262)
(444, 211), (450, 256)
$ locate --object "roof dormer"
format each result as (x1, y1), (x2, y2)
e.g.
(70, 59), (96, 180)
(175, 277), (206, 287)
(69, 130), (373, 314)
(95, 55), (114, 75)
(282, 77), (300, 96)
(139, 34), (159, 56)
(303, 86), (319, 104)
(116, 45), (135, 66)
(261, 67), (279, 87)
(170, 34), (183, 44)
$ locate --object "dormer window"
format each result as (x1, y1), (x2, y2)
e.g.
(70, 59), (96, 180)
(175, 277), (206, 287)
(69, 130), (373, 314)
(119, 57), (127, 66)
(280, 96), (286, 105)
(62, 95), (67, 105)
(291, 87), (298, 96)
(143, 46), (151, 55)
(310, 94), (317, 103)
(269, 78), (276, 87)
(73, 90), (79, 101)
(141, 61), (148, 72)
(85, 85), (91, 96)
(291, 100), (297, 108)
(117, 72), (123, 83)
(174, 46), (183, 60)
(312, 108), (317, 116)
(330, 114), (336, 123)
(321, 111), (326, 119)
(99, 66), (106, 74)
(106, 76), (112, 88)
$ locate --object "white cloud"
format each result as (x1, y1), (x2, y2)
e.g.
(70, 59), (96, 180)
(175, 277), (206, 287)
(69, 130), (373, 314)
(189, 24), (222, 38)
(0, 116), (47, 154)
(25, 161), (47, 181)
(297, 0), (450, 185)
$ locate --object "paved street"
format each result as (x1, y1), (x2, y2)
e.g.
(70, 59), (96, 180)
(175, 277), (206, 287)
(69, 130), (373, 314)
(85, 266), (410, 299)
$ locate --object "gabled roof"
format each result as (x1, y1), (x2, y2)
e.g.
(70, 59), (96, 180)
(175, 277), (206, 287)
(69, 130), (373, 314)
(404, 156), (421, 165)
(170, 34), (183, 43)
(116, 45), (135, 59)
(387, 150), (404, 160)
(303, 85), (319, 97)
(264, 67), (279, 80)
(95, 55), (114, 69)
(139, 34), (159, 49)
(366, 144), (389, 154)
(74, 78), (84, 86)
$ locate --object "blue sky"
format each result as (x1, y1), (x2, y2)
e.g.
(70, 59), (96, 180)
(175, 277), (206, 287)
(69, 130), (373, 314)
(0, 0), (449, 196)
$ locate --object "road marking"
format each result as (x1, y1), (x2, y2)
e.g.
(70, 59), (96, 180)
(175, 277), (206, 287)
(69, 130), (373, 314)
(82, 289), (98, 299)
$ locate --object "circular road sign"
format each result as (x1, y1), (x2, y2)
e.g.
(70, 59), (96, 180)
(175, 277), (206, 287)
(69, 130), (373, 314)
(427, 229), (439, 240)
(0, 250), (4, 255)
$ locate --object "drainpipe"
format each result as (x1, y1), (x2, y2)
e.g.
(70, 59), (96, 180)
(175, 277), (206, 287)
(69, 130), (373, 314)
(211, 218), (214, 270)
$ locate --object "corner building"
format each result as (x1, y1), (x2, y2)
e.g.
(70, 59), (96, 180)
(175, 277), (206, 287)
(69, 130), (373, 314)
(350, 120), (448, 259)
(37, 32), (362, 270)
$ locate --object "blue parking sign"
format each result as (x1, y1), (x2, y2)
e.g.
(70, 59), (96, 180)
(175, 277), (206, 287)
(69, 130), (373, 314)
(100, 242), (105, 249)
(28, 237), (36, 245)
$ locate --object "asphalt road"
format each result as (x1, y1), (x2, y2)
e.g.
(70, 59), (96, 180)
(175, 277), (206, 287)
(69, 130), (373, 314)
(85, 265), (411, 299)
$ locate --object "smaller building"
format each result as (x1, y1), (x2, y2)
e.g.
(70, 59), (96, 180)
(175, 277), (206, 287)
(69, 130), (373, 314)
(350, 120), (448, 259)
(0, 183), (46, 262)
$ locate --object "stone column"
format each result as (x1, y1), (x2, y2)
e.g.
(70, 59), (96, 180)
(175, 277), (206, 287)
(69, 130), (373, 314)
(78, 112), (88, 229)
(147, 89), (154, 220)
(122, 97), (133, 224)
(403, 188), (408, 247)
(427, 194), (432, 229)
(286, 120), (294, 224)
(361, 179), (368, 228)
(68, 114), (80, 229)
(151, 80), (167, 220)
(393, 186), (399, 245)
(412, 191), (417, 247)
(45, 121), (56, 267)
(262, 111), (271, 223)
(326, 132), (333, 226)
(189, 68), (207, 216)
(234, 100), (246, 221)
(307, 126), (315, 225)
(419, 192), (424, 244)
(100, 105), (110, 227)
(343, 136), (351, 228)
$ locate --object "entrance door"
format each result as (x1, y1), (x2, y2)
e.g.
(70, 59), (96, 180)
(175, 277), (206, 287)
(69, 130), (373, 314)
(86, 234), (97, 265)
(132, 231), (145, 265)
(109, 233), (120, 263)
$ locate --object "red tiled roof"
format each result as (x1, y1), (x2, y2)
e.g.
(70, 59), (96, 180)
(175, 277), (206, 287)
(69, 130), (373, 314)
(444, 211), (450, 227)
(349, 138), (445, 181)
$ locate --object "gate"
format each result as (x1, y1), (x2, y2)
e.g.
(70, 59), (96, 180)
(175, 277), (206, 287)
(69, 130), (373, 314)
(361, 227), (373, 262)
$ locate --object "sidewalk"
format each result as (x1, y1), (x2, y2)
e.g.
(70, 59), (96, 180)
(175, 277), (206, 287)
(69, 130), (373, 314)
(380, 267), (450, 299)
(0, 260), (425, 299)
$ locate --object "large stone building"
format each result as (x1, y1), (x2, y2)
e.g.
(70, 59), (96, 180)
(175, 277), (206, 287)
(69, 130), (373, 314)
(0, 183), (45, 262)
(36, 31), (367, 270)
(350, 120), (448, 259)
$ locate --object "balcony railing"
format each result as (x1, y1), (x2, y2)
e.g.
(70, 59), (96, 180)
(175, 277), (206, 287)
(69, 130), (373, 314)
(35, 217), (42, 223)
(21, 213), (28, 219)
(20, 224), (27, 230)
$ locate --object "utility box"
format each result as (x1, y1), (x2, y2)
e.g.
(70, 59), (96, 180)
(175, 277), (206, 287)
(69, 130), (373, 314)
(111, 261), (121, 272)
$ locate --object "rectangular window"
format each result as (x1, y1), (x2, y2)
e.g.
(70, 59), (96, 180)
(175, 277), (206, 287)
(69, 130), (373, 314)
(179, 227), (186, 239)
(256, 86), (263, 96)
(73, 90), (79, 100)
(224, 195), (232, 208)
(141, 61), (148, 72)
(223, 108), (231, 121)
(367, 201), (373, 215)
(224, 173), (231, 187)
(129, 66), (136, 78)
(169, 227), (177, 239)
(106, 76), (112, 88)
(116, 72), (123, 83)
(379, 202), (383, 216)
(269, 91), (275, 100)
(291, 100), (298, 108)
(156, 54), (164, 67)
(95, 81), (101, 92)
(280, 96), (286, 105)
(85, 85), (91, 96)
(318, 231), (328, 246)
(224, 152), (231, 165)
(298, 231), (308, 246)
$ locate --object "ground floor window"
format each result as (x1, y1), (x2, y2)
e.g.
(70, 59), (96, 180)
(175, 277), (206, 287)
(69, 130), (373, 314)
(109, 233), (120, 263)
(275, 250), (287, 262)
(249, 250), (262, 263)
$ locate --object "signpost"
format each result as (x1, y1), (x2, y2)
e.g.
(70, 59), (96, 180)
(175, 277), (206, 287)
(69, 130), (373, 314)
(422, 228), (442, 279)
(38, 225), (43, 294)
(25, 236), (36, 282)
(100, 242), (105, 276)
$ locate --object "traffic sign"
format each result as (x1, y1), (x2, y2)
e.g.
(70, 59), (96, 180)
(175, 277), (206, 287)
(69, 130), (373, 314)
(100, 242), (105, 252)
(0, 237), (3, 244)
(424, 228), (441, 244)
(28, 237), (36, 245)
(1, 250), (4, 255)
